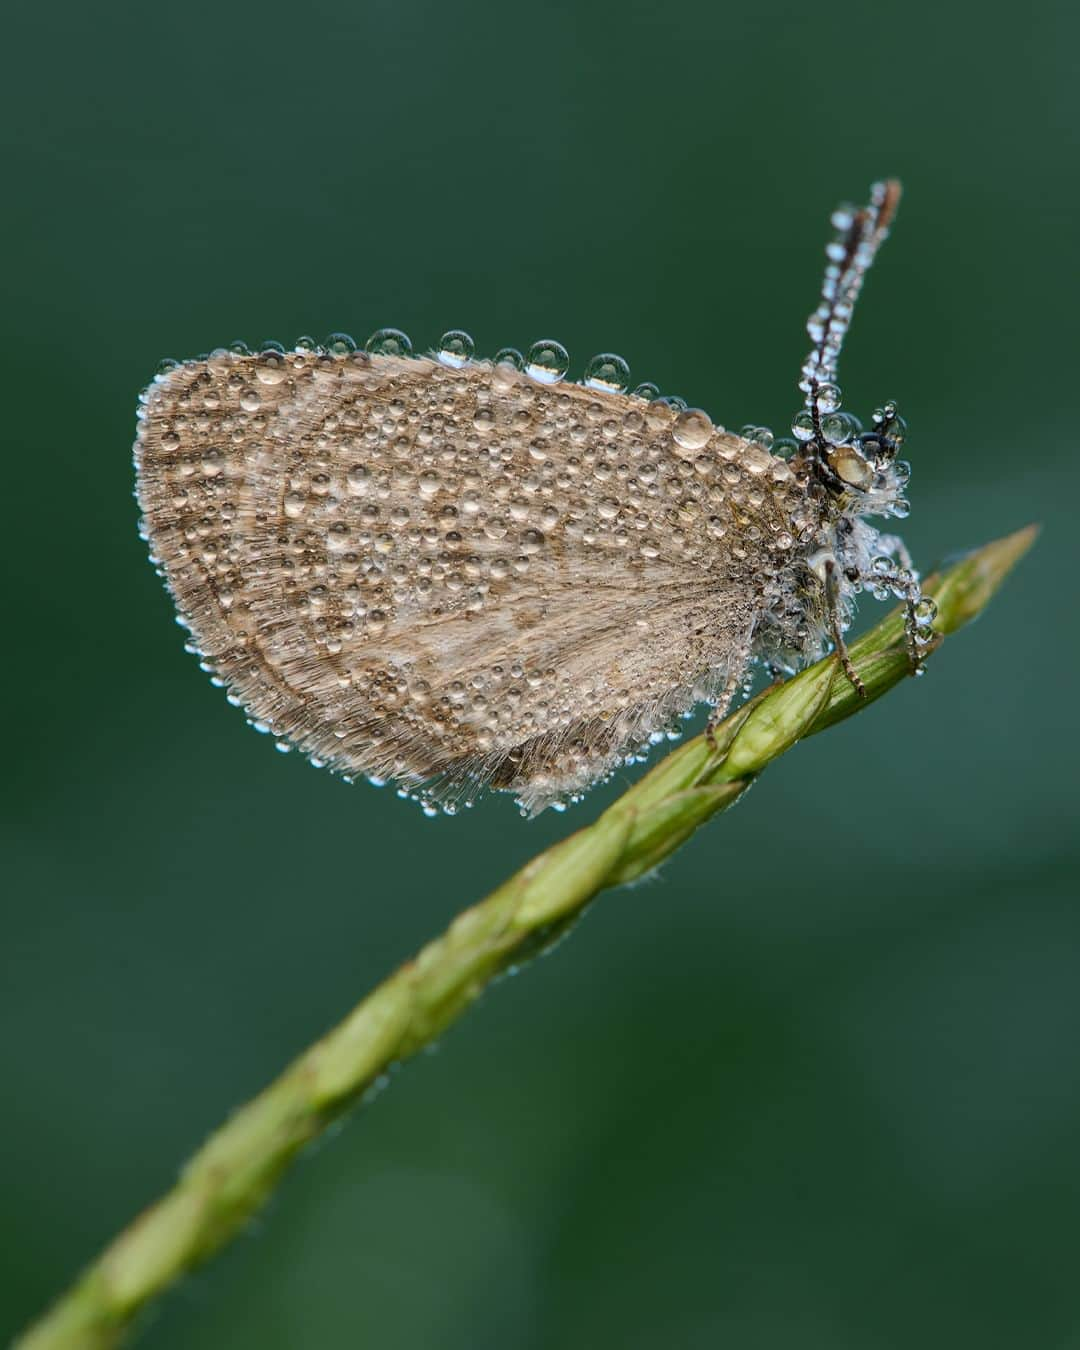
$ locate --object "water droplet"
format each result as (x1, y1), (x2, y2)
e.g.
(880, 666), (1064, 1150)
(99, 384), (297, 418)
(325, 332), (356, 356)
(583, 352), (630, 392)
(436, 330), (475, 367)
(525, 339), (570, 385)
(828, 445), (874, 489)
(772, 437), (799, 457)
(256, 350), (289, 385)
(294, 335), (318, 352)
(201, 447), (225, 477)
(913, 598), (937, 625)
(831, 205), (856, 231)
(493, 346), (524, 370)
(631, 381), (661, 401)
(365, 327), (412, 357)
(155, 357), (180, 378)
(672, 408), (713, 451)
(520, 528), (545, 554)
(259, 340), (286, 355)
(891, 498), (911, 519)
(816, 382), (842, 412)
(228, 340), (251, 356)
(739, 424), (774, 449)
(791, 410), (816, 441)
(890, 568), (914, 598)
(821, 412), (856, 444)
(346, 464), (370, 494)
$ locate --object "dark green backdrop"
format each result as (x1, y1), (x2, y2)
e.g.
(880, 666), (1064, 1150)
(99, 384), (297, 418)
(3, 1), (1077, 1346)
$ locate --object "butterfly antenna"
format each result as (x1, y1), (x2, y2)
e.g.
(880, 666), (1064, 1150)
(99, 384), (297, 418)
(799, 179), (902, 442)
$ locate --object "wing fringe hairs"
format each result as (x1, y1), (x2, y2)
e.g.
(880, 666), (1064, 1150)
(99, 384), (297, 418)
(15, 526), (1035, 1350)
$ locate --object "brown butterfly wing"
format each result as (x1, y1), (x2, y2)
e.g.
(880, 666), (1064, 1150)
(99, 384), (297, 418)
(135, 349), (807, 810)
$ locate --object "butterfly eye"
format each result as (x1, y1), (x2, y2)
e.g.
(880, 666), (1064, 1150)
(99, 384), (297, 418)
(857, 431), (890, 461)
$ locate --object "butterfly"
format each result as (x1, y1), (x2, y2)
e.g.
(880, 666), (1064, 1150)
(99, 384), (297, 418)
(135, 179), (932, 815)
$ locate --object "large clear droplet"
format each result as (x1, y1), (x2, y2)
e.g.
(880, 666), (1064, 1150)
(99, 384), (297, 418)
(672, 407), (713, 451)
(791, 410), (816, 441)
(815, 381), (842, 412)
(833, 412), (866, 445)
(525, 339), (570, 385)
(493, 346), (524, 370)
(365, 327), (413, 357)
(325, 332), (356, 356)
(436, 330), (475, 367)
(821, 411), (854, 444)
(255, 350), (289, 385)
(583, 352), (630, 392)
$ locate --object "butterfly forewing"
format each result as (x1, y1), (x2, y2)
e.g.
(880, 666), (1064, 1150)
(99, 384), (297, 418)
(135, 349), (815, 811)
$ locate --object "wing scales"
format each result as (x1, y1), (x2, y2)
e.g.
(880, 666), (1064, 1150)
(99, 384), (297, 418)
(135, 348), (809, 809)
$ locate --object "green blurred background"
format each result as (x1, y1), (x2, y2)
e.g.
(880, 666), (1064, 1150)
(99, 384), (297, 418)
(3, 0), (1077, 1345)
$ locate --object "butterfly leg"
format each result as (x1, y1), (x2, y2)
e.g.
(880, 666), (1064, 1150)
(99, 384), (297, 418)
(863, 558), (935, 675)
(875, 532), (915, 575)
(825, 558), (867, 699)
